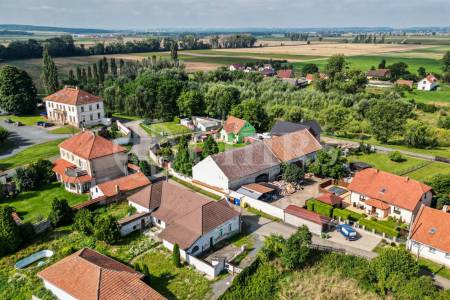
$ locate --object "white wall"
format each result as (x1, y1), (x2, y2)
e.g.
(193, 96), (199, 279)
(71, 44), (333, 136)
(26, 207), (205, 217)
(230, 191), (284, 220)
(192, 156), (229, 191)
(284, 213), (323, 235)
(129, 201), (150, 213)
(187, 216), (240, 256)
(42, 280), (77, 300)
(119, 215), (152, 236)
(90, 185), (105, 199)
(163, 240), (224, 278)
(228, 165), (281, 191)
(78, 101), (105, 127)
(407, 240), (450, 267)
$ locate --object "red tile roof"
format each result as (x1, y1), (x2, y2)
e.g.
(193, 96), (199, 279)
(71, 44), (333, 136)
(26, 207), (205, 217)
(264, 129), (322, 162)
(38, 248), (166, 300)
(348, 168), (431, 211)
(52, 158), (93, 184)
(222, 116), (248, 134)
(44, 87), (103, 105)
(365, 198), (390, 210)
(129, 182), (239, 249)
(277, 69), (294, 79)
(316, 192), (343, 206)
(59, 131), (127, 160)
(425, 74), (438, 83)
(410, 206), (450, 253)
(97, 173), (151, 198)
(396, 79), (414, 88)
(367, 69), (391, 78)
(285, 205), (331, 225)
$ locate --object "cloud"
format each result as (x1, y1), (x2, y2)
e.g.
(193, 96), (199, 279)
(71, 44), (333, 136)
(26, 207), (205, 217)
(0, 0), (449, 29)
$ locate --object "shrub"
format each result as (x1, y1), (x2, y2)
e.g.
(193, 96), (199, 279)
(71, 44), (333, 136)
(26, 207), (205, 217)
(73, 209), (94, 234)
(332, 208), (352, 220)
(48, 198), (74, 227)
(0, 206), (22, 257)
(307, 199), (333, 217)
(61, 245), (77, 257)
(358, 218), (399, 238)
(94, 215), (120, 244)
(173, 243), (181, 268)
(281, 226), (312, 270)
(282, 163), (305, 183)
(13, 159), (54, 192)
(0, 126), (9, 144)
(138, 160), (152, 176)
(388, 151), (404, 162)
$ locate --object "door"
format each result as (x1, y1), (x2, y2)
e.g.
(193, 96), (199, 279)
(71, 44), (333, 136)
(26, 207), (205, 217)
(140, 219), (145, 231)
(210, 237), (214, 249)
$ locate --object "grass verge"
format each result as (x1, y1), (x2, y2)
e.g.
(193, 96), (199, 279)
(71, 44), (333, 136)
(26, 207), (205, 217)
(0, 139), (64, 171)
(0, 115), (46, 126)
(48, 125), (80, 134)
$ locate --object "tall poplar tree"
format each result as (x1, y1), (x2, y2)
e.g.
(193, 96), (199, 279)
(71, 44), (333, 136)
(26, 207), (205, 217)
(41, 47), (59, 94)
(110, 58), (117, 77)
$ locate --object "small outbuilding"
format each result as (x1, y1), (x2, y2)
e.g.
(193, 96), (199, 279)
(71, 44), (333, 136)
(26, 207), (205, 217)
(284, 205), (331, 235)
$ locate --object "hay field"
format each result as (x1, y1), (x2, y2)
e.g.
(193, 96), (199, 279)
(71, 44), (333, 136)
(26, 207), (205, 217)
(214, 42), (430, 57)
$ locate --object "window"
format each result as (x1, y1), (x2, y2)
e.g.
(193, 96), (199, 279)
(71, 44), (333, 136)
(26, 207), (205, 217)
(81, 106), (84, 112)
(133, 225), (137, 230)
(90, 114), (93, 121)
(191, 246), (199, 254)
(393, 206), (401, 215)
(89, 105), (92, 111)
(446, 253), (450, 259)
(228, 224), (232, 232)
(219, 228), (223, 237)
(98, 113), (101, 119)
(359, 195), (365, 202)
(97, 103), (100, 109)
(429, 247), (436, 254)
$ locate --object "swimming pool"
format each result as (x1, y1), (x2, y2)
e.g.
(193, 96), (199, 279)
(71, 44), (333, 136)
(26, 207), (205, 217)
(15, 250), (54, 269)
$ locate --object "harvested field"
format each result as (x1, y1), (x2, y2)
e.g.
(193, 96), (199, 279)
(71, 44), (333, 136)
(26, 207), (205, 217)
(214, 42), (430, 57)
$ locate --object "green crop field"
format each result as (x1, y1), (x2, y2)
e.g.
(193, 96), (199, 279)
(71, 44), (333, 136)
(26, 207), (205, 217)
(183, 49), (325, 61)
(293, 55), (443, 75)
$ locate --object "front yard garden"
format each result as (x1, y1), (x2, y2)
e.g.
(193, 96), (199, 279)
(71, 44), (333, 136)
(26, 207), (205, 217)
(0, 182), (89, 223)
(0, 139), (64, 171)
(140, 121), (191, 137)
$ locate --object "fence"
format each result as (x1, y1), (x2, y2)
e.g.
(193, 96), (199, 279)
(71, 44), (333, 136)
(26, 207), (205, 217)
(230, 190), (285, 220)
(113, 120), (132, 145)
(162, 240), (225, 278)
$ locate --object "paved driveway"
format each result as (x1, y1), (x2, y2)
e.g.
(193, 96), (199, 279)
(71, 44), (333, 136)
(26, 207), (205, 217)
(270, 177), (323, 209)
(125, 120), (158, 161)
(0, 122), (70, 159)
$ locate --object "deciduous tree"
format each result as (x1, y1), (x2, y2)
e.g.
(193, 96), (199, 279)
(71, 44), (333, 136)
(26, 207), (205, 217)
(0, 65), (37, 114)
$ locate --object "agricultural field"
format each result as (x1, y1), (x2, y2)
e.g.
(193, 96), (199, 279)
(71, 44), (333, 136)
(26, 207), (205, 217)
(0, 182), (89, 223)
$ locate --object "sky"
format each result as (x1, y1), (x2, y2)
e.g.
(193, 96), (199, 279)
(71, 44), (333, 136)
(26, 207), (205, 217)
(1, 0), (449, 30)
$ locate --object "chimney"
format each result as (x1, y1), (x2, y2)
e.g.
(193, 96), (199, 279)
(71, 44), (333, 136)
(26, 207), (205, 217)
(115, 185), (120, 194)
(443, 205), (449, 213)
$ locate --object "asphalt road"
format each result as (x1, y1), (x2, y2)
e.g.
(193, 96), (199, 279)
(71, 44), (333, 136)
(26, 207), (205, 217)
(0, 122), (70, 160)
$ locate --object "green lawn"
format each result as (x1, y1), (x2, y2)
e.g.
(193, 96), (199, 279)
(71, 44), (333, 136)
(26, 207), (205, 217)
(48, 125), (80, 134)
(137, 249), (212, 299)
(403, 84), (450, 104)
(95, 201), (131, 220)
(0, 139), (64, 171)
(327, 134), (450, 159)
(418, 257), (450, 280)
(293, 55), (443, 75)
(0, 182), (89, 223)
(112, 113), (142, 121)
(182, 49), (325, 61)
(0, 114), (46, 126)
(0, 226), (159, 300)
(405, 161), (450, 182)
(347, 152), (426, 175)
(140, 122), (191, 137)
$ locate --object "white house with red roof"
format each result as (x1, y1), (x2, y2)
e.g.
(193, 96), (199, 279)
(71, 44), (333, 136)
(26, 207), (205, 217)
(407, 206), (450, 266)
(348, 168), (432, 223)
(44, 86), (106, 128)
(53, 130), (128, 193)
(417, 74), (438, 91)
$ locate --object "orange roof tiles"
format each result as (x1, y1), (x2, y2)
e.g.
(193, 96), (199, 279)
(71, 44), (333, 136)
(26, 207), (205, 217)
(97, 173), (151, 198)
(52, 158), (93, 184)
(277, 69), (294, 79)
(44, 87), (102, 105)
(242, 183), (275, 194)
(365, 198), (390, 210)
(285, 205), (331, 225)
(59, 130), (127, 160)
(316, 192), (343, 206)
(38, 248), (166, 300)
(410, 206), (450, 253)
(264, 129), (322, 162)
(348, 168), (431, 211)
(222, 116), (247, 134)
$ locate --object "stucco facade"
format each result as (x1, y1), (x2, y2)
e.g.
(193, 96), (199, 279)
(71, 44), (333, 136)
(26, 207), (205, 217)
(46, 100), (105, 128)
(407, 240), (450, 267)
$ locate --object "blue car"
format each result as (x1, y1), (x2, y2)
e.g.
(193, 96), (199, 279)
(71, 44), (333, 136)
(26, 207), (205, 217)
(337, 224), (358, 241)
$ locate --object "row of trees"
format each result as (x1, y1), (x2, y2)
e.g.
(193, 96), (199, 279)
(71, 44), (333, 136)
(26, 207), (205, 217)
(352, 34), (387, 44)
(209, 34), (257, 49)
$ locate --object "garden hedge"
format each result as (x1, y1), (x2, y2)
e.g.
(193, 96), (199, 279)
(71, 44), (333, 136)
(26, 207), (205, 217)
(358, 218), (400, 238)
(306, 199), (333, 217)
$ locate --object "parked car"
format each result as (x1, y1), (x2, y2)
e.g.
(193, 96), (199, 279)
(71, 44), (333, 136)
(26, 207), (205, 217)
(15, 121), (23, 126)
(4, 118), (13, 124)
(36, 121), (54, 127)
(337, 224), (358, 241)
